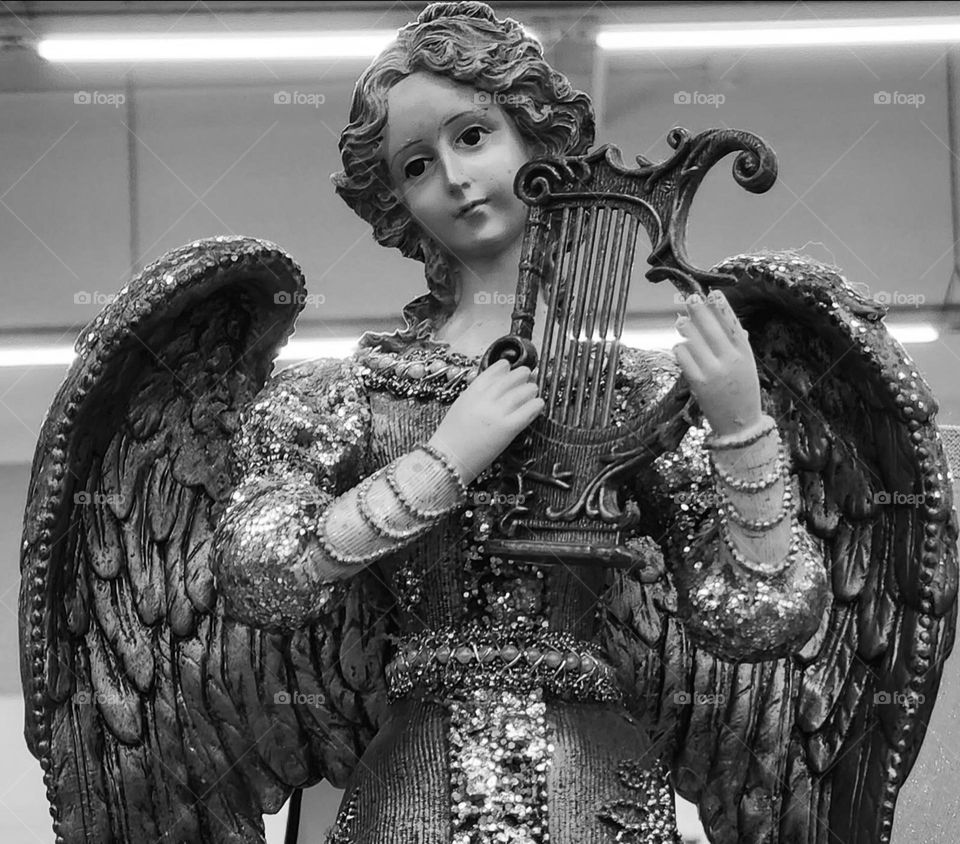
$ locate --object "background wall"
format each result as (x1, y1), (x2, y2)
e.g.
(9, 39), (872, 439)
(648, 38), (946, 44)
(2, 1), (960, 842)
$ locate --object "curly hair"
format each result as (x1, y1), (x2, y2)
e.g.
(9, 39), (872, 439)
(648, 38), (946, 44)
(331, 1), (595, 351)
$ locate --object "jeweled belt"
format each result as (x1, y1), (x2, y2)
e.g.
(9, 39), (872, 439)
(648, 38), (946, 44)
(385, 628), (623, 702)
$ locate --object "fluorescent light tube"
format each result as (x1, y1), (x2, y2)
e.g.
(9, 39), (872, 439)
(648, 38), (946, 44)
(0, 346), (76, 368)
(597, 19), (960, 51)
(887, 322), (940, 344)
(37, 32), (396, 63)
(277, 338), (363, 360)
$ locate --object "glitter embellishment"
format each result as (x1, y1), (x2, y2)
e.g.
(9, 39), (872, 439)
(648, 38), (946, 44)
(448, 687), (553, 843)
(386, 626), (622, 703)
(358, 344), (479, 402)
(393, 560), (424, 615)
(596, 759), (683, 843)
(325, 785), (360, 843)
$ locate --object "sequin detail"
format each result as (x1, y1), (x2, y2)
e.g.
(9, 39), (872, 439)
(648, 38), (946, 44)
(448, 688), (553, 843)
(596, 759), (683, 843)
(234, 358), (371, 486)
(386, 625), (621, 703)
(212, 358), (373, 629)
(326, 786), (360, 843)
(358, 344), (478, 402)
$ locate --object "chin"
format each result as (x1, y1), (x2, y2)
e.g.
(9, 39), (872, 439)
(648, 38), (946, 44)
(468, 230), (519, 256)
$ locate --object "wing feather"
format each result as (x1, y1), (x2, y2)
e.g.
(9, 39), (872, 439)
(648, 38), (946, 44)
(86, 460), (124, 579)
(50, 694), (114, 841)
(87, 614), (142, 744)
(203, 612), (286, 811)
(796, 606), (856, 737)
(183, 494), (217, 613)
(147, 457), (179, 541)
(830, 521), (873, 601)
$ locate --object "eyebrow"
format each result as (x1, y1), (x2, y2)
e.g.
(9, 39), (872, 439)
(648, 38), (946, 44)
(389, 107), (490, 167)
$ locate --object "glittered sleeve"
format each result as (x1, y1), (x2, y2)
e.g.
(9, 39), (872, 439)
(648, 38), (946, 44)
(212, 357), (467, 631)
(639, 412), (830, 663)
(644, 426), (829, 662)
(211, 358), (372, 630)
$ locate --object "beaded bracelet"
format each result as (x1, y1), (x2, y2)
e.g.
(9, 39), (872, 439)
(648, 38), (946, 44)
(719, 514), (804, 575)
(384, 457), (458, 521)
(711, 434), (790, 528)
(316, 500), (400, 567)
(718, 468), (794, 530)
(704, 414), (777, 451)
(720, 498), (791, 532)
(418, 441), (470, 495)
(710, 446), (785, 492)
(357, 469), (426, 540)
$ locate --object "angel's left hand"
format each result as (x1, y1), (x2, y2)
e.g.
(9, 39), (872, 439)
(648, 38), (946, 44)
(673, 289), (764, 439)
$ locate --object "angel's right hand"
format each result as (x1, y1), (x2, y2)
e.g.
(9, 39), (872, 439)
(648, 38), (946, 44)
(427, 359), (544, 486)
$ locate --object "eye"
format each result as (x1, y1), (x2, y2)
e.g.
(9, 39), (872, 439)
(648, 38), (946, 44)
(458, 125), (489, 146)
(403, 157), (428, 180)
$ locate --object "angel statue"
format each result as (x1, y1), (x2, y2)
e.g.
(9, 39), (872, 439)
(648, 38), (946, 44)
(19, 2), (959, 843)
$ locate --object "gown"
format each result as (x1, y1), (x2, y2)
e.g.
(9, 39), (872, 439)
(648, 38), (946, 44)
(212, 326), (828, 844)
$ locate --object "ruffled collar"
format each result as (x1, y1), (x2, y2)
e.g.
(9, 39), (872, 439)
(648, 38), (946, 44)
(358, 290), (486, 363)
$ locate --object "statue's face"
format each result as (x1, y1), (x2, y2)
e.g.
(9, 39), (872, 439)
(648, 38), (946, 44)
(383, 71), (530, 266)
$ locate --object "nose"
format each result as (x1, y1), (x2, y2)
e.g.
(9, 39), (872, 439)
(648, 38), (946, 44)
(436, 146), (470, 194)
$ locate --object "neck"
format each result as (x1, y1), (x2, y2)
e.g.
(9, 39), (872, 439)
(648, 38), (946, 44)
(452, 239), (524, 321)
(433, 239), (549, 354)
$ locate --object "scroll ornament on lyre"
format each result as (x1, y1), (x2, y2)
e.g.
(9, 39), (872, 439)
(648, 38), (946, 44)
(475, 127), (778, 572)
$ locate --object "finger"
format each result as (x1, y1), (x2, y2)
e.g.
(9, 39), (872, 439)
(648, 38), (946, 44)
(491, 364), (535, 394)
(505, 396), (546, 428)
(475, 358), (511, 385)
(501, 381), (540, 412)
(706, 289), (747, 344)
(479, 358), (511, 375)
(685, 293), (731, 358)
(673, 342), (705, 382)
(675, 316), (717, 370)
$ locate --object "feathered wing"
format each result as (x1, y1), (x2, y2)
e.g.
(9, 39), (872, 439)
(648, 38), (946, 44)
(19, 237), (393, 843)
(603, 252), (958, 844)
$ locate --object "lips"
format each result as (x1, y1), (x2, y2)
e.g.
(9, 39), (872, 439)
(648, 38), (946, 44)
(456, 199), (487, 218)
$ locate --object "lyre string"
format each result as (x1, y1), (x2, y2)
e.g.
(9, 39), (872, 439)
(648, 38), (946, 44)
(535, 199), (643, 428)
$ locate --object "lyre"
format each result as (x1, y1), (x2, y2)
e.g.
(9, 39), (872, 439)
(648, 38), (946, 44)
(476, 127), (778, 572)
